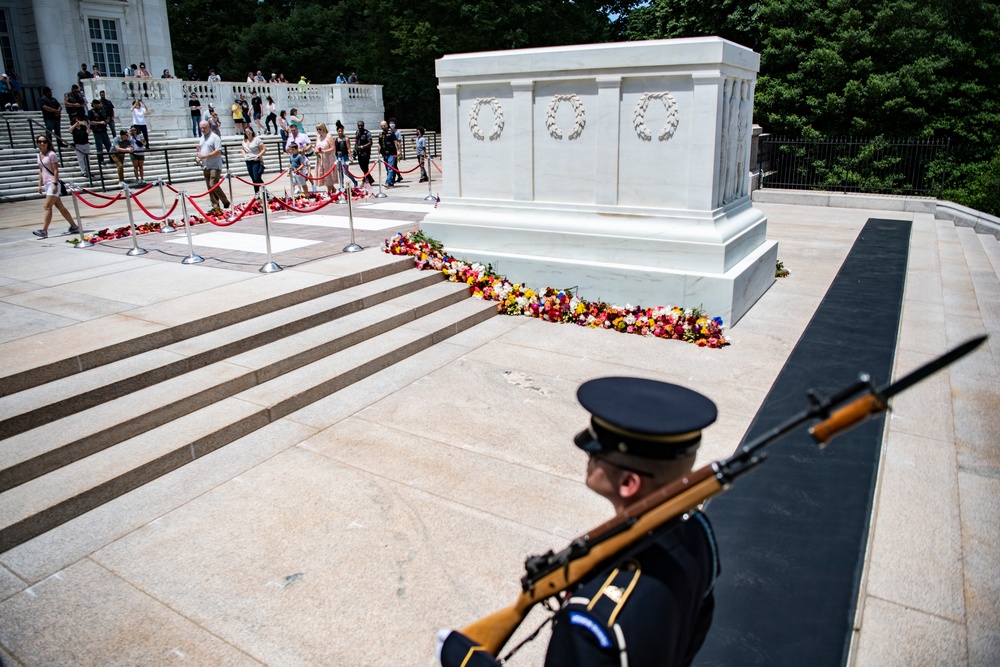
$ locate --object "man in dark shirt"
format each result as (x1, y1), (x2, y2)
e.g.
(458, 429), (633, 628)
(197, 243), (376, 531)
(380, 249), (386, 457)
(187, 64), (199, 81)
(251, 90), (263, 134)
(88, 99), (112, 166)
(39, 87), (63, 144)
(64, 84), (87, 123)
(77, 63), (93, 87)
(188, 92), (202, 138)
(355, 120), (375, 185)
(99, 90), (116, 137)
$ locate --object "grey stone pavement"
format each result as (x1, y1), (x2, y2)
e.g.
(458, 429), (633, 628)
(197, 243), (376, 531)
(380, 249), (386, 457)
(0, 174), (997, 666)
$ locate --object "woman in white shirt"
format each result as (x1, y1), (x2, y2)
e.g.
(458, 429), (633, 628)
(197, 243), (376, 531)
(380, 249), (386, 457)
(32, 135), (78, 238)
(130, 99), (151, 149)
(264, 96), (277, 135)
(241, 126), (267, 195)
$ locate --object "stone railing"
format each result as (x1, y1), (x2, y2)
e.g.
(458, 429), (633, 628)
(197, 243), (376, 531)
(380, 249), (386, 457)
(82, 78), (384, 139)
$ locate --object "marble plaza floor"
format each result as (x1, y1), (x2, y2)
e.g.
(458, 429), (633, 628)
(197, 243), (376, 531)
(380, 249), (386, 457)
(0, 176), (997, 666)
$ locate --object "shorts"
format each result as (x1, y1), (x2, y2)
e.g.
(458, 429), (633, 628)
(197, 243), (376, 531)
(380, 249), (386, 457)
(253, 112), (262, 120)
(42, 183), (59, 197)
(131, 155), (145, 163)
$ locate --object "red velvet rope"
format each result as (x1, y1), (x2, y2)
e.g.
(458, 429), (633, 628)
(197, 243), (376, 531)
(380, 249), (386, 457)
(345, 162), (378, 180)
(185, 195), (211, 219)
(208, 199), (259, 226)
(230, 168), (289, 187)
(301, 161), (338, 182)
(131, 195), (180, 221)
(71, 190), (124, 209)
(78, 183), (153, 199)
(185, 176), (227, 199)
(431, 159), (443, 174)
(384, 160), (422, 175)
(269, 195), (339, 214)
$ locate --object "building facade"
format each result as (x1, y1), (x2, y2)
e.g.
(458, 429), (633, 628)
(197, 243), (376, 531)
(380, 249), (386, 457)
(0, 0), (173, 110)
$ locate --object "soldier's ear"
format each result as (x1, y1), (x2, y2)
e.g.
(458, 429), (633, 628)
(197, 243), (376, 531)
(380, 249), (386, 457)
(617, 471), (644, 500)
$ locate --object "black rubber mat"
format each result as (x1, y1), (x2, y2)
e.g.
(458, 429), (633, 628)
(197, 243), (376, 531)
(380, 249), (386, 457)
(695, 218), (912, 666)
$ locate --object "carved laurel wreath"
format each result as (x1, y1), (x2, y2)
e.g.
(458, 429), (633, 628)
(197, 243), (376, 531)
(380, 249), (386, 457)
(545, 94), (586, 140)
(633, 92), (679, 142)
(468, 97), (505, 141)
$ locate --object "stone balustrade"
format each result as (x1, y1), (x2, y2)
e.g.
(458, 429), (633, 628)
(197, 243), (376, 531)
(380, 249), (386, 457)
(81, 78), (384, 139)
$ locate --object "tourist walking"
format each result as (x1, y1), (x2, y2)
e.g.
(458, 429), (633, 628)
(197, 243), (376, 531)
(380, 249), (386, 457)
(289, 108), (305, 133)
(241, 126), (267, 195)
(251, 90), (263, 135)
(88, 99), (111, 169)
(334, 123), (357, 188)
(379, 120), (400, 188)
(188, 92), (202, 137)
(416, 126), (428, 182)
(111, 129), (132, 182)
(129, 125), (146, 183)
(99, 90), (116, 136)
(314, 123), (338, 193)
(264, 96), (277, 135)
(388, 118), (403, 183)
(39, 87), (63, 144)
(278, 110), (290, 146)
(288, 143), (308, 195)
(355, 120), (375, 186)
(130, 99), (151, 149)
(69, 117), (91, 178)
(231, 97), (245, 135)
(196, 120), (231, 210)
(32, 135), (79, 238)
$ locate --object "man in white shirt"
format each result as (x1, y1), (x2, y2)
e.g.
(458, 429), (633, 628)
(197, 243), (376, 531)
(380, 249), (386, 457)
(284, 124), (312, 155)
(195, 120), (231, 210)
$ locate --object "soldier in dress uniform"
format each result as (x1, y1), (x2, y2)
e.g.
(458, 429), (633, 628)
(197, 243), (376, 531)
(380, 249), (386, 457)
(438, 377), (721, 667)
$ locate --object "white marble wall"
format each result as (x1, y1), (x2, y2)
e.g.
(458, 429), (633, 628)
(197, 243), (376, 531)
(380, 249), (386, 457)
(422, 37), (777, 325)
(81, 78), (385, 138)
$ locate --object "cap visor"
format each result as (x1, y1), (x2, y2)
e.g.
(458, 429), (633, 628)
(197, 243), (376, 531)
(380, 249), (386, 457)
(573, 429), (603, 453)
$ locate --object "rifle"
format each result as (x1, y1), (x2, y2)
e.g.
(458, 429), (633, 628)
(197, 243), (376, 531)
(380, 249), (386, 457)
(458, 335), (987, 657)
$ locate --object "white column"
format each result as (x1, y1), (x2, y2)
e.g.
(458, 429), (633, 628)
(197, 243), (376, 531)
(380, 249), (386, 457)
(595, 76), (622, 206)
(510, 79), (534, 201)
(439, 83), (461, 198)
(688, 71), (723, 210)
(33, 0), (78, 96)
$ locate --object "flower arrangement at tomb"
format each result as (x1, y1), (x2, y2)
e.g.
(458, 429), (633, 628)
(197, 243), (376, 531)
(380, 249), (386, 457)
(383, 231), (729, 348)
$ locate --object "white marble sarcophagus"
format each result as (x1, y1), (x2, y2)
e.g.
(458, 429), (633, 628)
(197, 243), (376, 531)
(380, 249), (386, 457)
(421, 37), (777, 325)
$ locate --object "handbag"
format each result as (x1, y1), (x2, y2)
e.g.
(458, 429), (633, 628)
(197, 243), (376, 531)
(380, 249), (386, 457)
(40, 158), (68, 196)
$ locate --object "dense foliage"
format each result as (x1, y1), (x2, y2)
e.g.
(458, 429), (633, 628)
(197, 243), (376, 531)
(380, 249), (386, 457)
(624, 0), (1000, 213)
(168, 0), (1000, 213)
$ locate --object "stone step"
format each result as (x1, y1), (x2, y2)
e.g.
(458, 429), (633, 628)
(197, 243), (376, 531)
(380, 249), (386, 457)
(0, 267), (446, 441)
(0, 283), (495, 552)
(977, 230), (1000, 279)
(0, 254), (413, 397)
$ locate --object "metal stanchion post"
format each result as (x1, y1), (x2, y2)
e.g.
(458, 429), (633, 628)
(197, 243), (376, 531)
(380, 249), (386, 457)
(225, 170), (234, 211)
(158, 179), (176, 232)
(178, 191), (204, 264)
(69, 186), (93, 248)
(335, 161), (347, 204)
(283, 187), (292, 218)
(374, 158), (388, 198)
(123, 182), (147, 256)
(424, 157), (440, 202)
(343, 181), (363, 253)
(259, 187), (282, 273)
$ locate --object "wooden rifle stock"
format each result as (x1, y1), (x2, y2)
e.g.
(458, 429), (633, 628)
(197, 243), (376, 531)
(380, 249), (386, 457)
(809, 394), (886, 445)
(461, 465), (725, 655)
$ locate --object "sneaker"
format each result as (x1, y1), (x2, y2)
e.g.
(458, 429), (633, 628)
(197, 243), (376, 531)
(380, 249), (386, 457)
(419, 177), (429, 183)
(32, 229), (47, 238)
(68, 226), (81, 234)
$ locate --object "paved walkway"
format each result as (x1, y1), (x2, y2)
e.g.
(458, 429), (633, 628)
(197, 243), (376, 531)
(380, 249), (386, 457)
(0, 183), (996, 665)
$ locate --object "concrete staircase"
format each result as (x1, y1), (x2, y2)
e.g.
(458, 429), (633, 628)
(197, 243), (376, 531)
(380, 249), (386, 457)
(853, 215), (1000, 666)
(0, 257), (496, 553)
